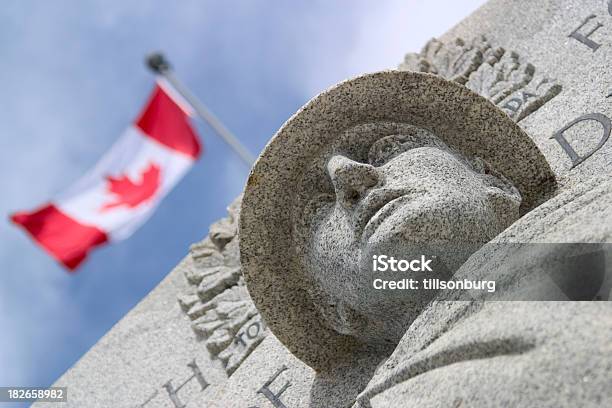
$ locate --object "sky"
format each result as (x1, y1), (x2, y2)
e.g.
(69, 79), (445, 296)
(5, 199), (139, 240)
(0, 0), (486, 403)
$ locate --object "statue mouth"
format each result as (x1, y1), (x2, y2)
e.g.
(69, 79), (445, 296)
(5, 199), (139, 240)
(354, 189), (418, 242)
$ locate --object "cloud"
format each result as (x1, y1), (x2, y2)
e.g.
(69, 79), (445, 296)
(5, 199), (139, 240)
(294, 0), (487, 95)
(346, 0), (487, 73)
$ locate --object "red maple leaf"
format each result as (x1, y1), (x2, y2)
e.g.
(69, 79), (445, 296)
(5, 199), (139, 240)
(100, 162), (162, 212)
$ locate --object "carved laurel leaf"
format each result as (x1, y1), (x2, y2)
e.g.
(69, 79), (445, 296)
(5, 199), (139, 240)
(466, 51), (535, 103)
(500, 75), (562, 121)
(197, 265), (242, 303)
(177, 195), (268, 376)
(400, 36), (505, 85)
(399, 52), (432, 73)
(400, 35), (561, 122)
(220, 314), (266, 375)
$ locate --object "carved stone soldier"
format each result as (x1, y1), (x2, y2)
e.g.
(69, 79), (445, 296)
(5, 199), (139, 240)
(239, 70), (612, 407)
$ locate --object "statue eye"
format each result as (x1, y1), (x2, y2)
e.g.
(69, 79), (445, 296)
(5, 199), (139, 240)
(303, 193), (334, 218)
(368, 138), (403, 166)
(368, 131), (449, 167)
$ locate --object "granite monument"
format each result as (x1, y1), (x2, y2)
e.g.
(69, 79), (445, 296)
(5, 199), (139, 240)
(34, 1), (612, 407)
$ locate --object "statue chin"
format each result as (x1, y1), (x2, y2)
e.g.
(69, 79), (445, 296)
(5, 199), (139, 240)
(308, 239), (479, 345)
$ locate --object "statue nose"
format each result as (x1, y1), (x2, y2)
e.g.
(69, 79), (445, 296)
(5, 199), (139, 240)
(327, 155), (380, 208)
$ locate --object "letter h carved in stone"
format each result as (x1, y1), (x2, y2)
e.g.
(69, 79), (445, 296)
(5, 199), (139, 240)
(569, 14), (604, 51)
(256, 365), (291, 408)
(162, 359), (210, 408)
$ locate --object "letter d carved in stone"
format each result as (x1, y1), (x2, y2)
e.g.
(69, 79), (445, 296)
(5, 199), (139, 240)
(551, 113), (612, 168)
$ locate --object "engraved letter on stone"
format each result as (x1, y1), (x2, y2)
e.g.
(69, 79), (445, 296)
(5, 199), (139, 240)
(551, 113), (612, 168)
(568, 15), (603, 51)
(162, 359), (210, 408)
(137, 390), (158, 407)
(257, 365), (291, 408)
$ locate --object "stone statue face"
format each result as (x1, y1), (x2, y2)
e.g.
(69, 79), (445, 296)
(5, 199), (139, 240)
(299, 130), (521, 344)
(241, 71), (558, 371)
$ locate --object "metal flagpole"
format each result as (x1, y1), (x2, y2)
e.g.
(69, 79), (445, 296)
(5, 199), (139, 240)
(145, 52), (255, 167)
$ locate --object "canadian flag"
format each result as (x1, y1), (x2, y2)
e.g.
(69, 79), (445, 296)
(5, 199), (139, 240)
(10, 80), (201, 271)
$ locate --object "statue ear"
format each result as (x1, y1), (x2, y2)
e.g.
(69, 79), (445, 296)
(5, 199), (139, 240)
(471, 157), (522, 220)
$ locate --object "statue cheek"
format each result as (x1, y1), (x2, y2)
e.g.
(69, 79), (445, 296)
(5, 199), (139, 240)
(311, 217), (360, 276)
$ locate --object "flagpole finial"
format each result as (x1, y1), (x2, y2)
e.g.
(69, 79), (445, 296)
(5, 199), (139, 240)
(146, 52), (171, 74)
(144, 51), (255, 166)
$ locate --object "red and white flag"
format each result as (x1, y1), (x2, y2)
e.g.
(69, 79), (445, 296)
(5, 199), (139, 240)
(10, 80), (202, 271)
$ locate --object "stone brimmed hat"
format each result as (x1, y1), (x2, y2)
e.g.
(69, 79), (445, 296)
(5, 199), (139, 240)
(239, 71), (556, 371)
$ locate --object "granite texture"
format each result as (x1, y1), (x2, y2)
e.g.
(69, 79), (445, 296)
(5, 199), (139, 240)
(360, 302), (611, 408)
(178, 196), (268, 376)
(207, 334), (315, 408)
(32, 199), (268, 408)
(32, 255), (228, 408)
(239, 1), (612, 404)
(438, 0), (612, 185)
(400, 35), (562, 122)
(36, 1), (612, 407)
(239, 70), (556, 372)
(355, 175), (612, 407)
